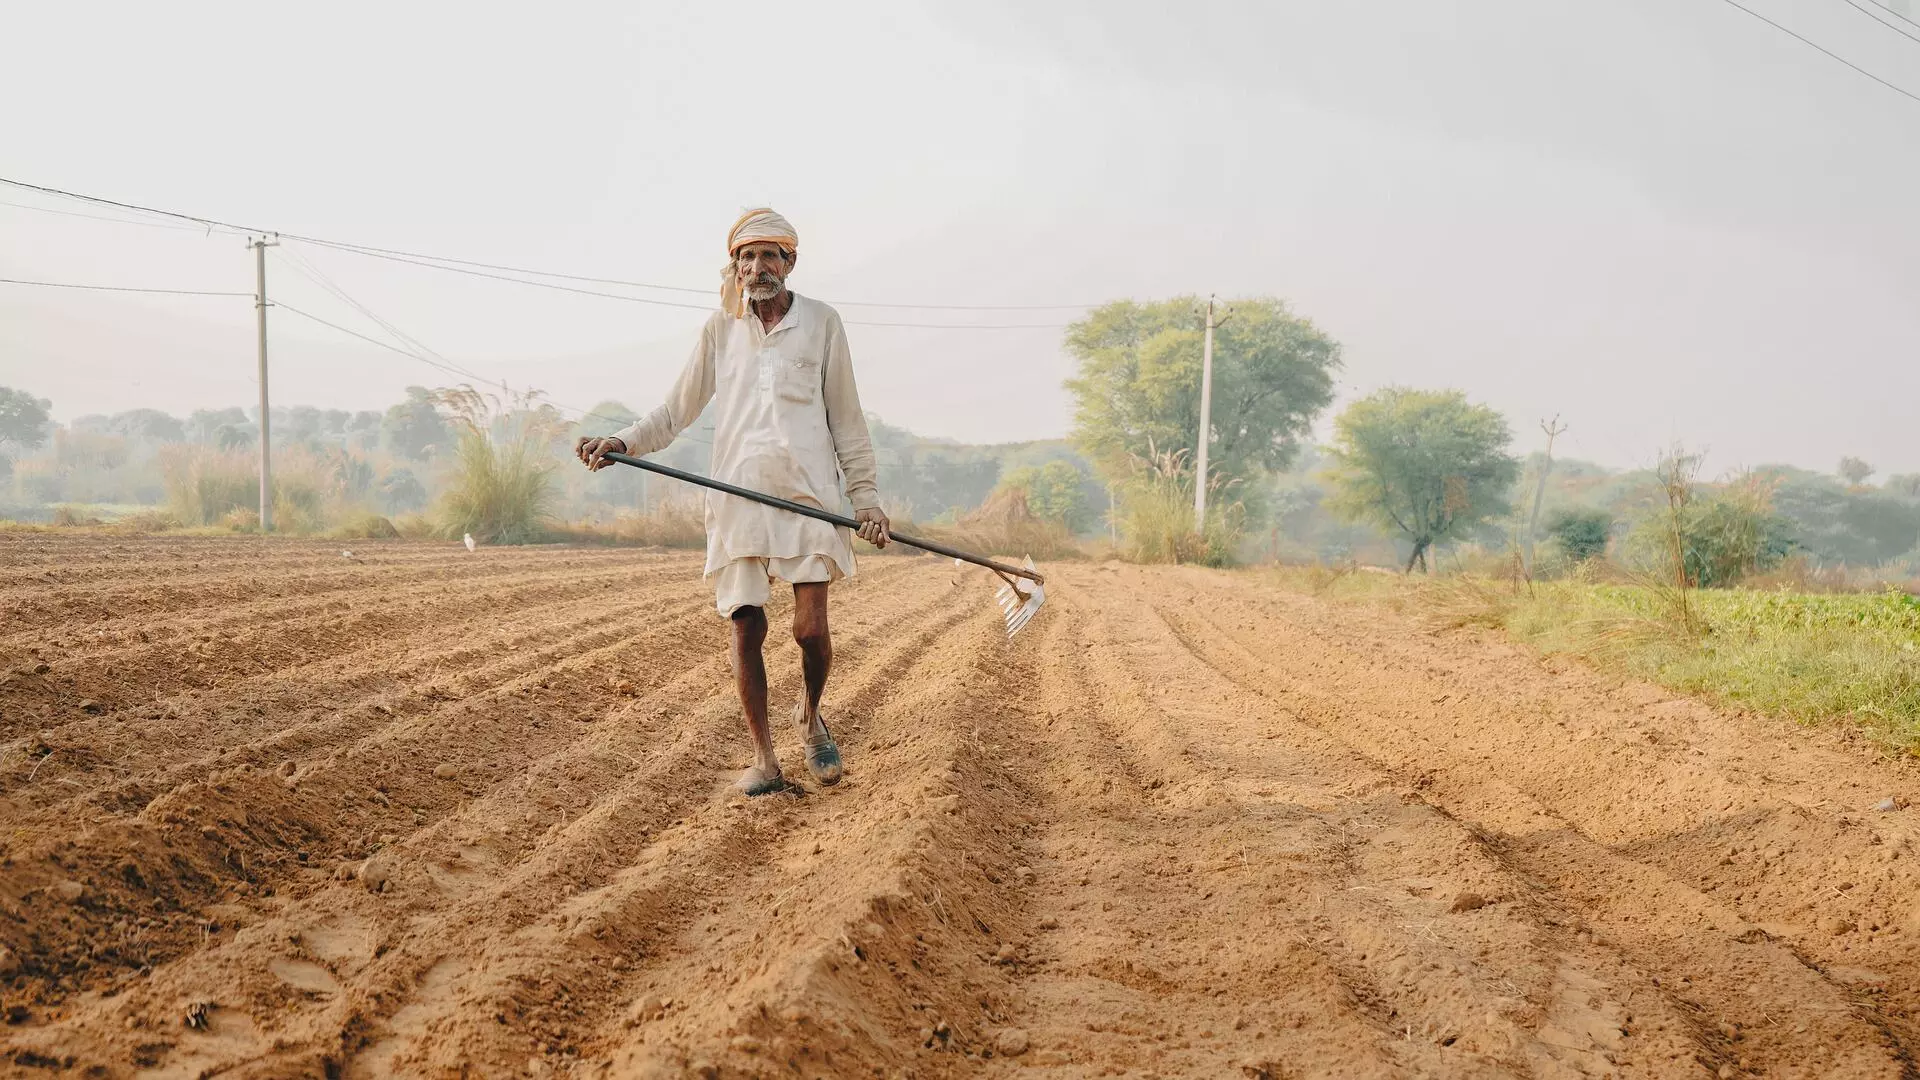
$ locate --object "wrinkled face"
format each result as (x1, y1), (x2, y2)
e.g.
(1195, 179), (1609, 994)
(734, 241), (796, 301)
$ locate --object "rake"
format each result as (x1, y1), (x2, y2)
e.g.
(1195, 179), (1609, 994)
(603, 451), (1046, 638)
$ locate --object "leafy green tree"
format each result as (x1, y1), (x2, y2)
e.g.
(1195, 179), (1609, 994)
(0, 387), (53, 449)
(1000, 459), (1091, 531)
(1065, 297), (1339, 489)
(381, 386), (452, 461)
(1838, 456), (1875, 487)
(1324, 388), (1519, 573)
(187, 407), (249, 444)
(1545, 507), (1612, 562)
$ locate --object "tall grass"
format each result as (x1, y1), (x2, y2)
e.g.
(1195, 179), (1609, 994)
(1116, 446), (1242, 566)
(160, 445), (257, 526)
(159, 445), (358, 532)
(431, 386), (563, 544)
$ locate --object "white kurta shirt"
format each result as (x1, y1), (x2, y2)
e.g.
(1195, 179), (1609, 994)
(612, 293), (882, 577)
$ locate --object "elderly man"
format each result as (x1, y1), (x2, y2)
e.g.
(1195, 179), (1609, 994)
(576, 209), (890, 796)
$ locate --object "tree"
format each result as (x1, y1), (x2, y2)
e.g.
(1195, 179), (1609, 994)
(1887, 474), (1920, 499)
(381, 386), (452, 461)
(1000, 460), (1091, 532)
(0, 387), (53, 449)
(1324, 388), (1519, 573)
(1065, 297), (1339, 489)
(187, 407), (249, 444)
(1838, 456), (1875, 486)
(1545, 507), (1612, 562)
(108, 408), (185, 443)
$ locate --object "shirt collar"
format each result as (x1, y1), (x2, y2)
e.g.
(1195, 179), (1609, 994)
(759, 291), (807, 339)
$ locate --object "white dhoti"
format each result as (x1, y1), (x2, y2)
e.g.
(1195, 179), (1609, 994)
(711, 553), (841, 617)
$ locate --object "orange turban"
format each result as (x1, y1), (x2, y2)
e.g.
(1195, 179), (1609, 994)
(721, 208), (798, 318)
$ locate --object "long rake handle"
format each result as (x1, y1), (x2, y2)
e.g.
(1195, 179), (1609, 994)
(603, 451), (1044, 585)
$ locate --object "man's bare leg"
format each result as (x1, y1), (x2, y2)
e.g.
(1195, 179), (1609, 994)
(793, 583), (831, 732)
(730, 605), (783, 792)
(792, 582), (843, 783)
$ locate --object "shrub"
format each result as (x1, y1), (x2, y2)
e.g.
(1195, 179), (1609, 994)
(162, 445), (257, 526)
(333, 512), (401, 539)
(1116, 446), (1241, 566)
(1546, 507), (1612, 563)
(431, 387), (562, 544)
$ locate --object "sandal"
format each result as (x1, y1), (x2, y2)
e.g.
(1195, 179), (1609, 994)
(798, 703), (845, 786)
(738, 767), (800, 797)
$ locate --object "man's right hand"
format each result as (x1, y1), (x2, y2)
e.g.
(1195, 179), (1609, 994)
(575, 436), (627, 471)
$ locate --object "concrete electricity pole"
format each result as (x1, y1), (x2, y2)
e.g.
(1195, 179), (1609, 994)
(252, 236), (279, 531)
(1193, 295), (1228, 532)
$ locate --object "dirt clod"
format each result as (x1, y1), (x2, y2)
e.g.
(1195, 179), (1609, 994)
(51, 879), (85, 903)
(1449, 891), (1488, 913)
(1824, 917), (1856, 937)
(994, 1027), (1031, 1057)
(433, 763), (459, 780)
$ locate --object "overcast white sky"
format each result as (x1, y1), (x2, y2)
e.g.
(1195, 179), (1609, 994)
(3, 0), (1917, 475)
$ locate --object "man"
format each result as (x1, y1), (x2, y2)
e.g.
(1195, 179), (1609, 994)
(576, 208), (890, 796)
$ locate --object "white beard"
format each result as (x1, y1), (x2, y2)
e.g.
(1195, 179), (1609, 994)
(746, 282), (782, 301)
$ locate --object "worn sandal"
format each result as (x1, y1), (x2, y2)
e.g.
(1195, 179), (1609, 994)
(738, 768), (800, 797)
(798, 704), (844, 786)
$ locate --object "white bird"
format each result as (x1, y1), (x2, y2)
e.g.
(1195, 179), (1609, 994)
(463, 532), (476, 553)
(341, 550), (357, 562)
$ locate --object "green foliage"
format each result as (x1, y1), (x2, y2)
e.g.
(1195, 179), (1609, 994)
(1500, 582), (1920, 748)
(1838, 456), (1875, 486)
(1767, 469), (1920, 567)
(1627, 472), (1793, 588)
(1064, 297), (1340, 489)
(1116, 447), (1242, 566)
(999, 460), (1090, 531)
(1546, 507), (1612, 562)
(0, 387), (53, 450)
(1323, 388), (1519, 573)
(432, 386), (561, 544)
(382, 386), (453, 461)
(161, 446), (259, 526)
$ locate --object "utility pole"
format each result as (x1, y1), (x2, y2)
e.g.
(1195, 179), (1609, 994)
(251, 235), (279, 531)
(1193, 295), (1221, 532)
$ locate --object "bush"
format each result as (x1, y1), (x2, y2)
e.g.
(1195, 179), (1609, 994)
(116, 507), (180, 532)
(1627, 471), (1792, 588)
(332, 512), (401, 539)
(162, 445), (257, 526)
(1546, 507), (1612, 563)
(1116, 447), (1241, 566)
(432, 387), (561, 544)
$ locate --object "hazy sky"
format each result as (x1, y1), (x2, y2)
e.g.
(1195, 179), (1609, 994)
(3, 0), (1917, 476)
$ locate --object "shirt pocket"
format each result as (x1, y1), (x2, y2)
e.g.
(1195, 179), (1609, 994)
(775, 353), (822, 405)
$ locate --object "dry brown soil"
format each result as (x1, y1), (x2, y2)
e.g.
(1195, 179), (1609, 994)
(5, 534), (1920, 1079)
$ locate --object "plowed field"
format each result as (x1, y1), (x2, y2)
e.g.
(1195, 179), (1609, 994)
(6, 534), (1920, 1078)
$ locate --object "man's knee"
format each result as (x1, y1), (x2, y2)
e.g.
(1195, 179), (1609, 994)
(732, 605), (768, 645)
(792, 619), (830, 654)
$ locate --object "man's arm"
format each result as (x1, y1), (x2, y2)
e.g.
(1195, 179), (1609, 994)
(578, 320), (718, 470)
(821, 311), (889, 546)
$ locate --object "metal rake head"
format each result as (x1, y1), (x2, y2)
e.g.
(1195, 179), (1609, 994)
(993, 556), (1046, 639)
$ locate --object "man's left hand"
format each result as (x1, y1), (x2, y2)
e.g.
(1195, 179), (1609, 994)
(854, 507), (891, 549)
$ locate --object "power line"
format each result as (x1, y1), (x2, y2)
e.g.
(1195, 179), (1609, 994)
(289, 237), (1067, 327)
(0, 277), (251, 297)
(0, 197), (212, 233)
(1714, 0), (1920, 105)
(1838, 0), (1920, 44)
(1862, 0), (1920, 31)
(0, 175), (1091, 321)
(273, 293), (709, 442)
